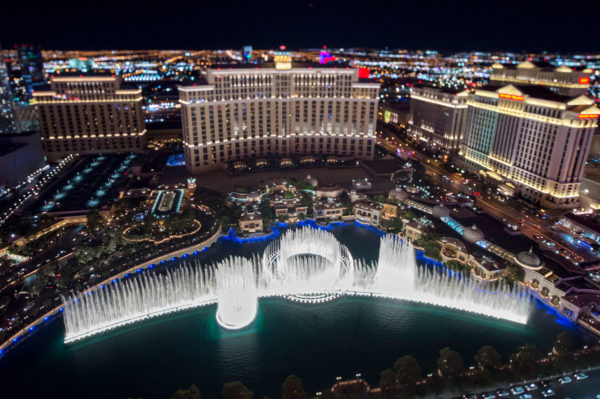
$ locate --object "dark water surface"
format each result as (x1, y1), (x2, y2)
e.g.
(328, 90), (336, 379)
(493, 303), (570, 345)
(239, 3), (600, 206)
(0, 224), (593, 398)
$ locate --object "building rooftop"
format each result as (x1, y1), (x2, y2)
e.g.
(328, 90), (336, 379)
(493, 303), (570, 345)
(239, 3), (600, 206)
(478, 83), (573, 103)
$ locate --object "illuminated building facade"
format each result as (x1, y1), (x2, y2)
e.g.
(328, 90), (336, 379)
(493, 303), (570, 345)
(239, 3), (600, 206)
(0, 44), (18, 134)
(459, 84), (600, 208)
(178, 58), (379, 174)
(490, 61), (592, 96)
(407, 87), (468, 153)
(16, 44), (44, 98)
(34, 74), (146, 160)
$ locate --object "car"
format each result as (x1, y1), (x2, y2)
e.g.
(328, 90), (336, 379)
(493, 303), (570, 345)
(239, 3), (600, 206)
(541, 389), (555, 397)
(574, 372), (589, 380)
(510, 386), (525, 395)
(482, 394), (496, 399)
(540, 380), (552, 388)
(559, 376), (572, 384)
(496, 390), (509, 398)
(525, 383), (537, 391)
(518, 395), (532, 399)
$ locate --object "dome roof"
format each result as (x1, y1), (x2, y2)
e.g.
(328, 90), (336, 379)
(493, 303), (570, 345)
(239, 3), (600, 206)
(491, 62), (504, 69)
(305, 174), (319, 187)
(389, 187), (407, 201)
(432, 203), (450, 218)
(515, 248), (542, 269)
(555, 65), (572, 73)
(463, 224), (484, 243)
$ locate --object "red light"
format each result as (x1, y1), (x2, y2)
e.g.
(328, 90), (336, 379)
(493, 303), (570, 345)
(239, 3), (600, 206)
(578, 114), (599, 119)
(498, 93), (524, 101)
(358, 68), (370, 78)
(279, 45), (287, 50)
(124, 172), (128, 175)
(579, 77), (590, 84)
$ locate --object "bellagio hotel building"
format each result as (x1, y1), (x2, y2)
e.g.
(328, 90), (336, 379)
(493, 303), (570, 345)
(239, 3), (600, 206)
(33, 74), (146, 161)
(178, 56), (380, 173)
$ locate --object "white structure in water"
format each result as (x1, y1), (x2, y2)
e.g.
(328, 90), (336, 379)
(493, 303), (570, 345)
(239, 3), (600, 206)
(62, 227), (532, 343)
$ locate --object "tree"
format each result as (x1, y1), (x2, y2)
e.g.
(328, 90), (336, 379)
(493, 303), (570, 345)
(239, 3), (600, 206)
(86, 209), (106, 232)
(281, 374), (307, 399)
(510, 344), (541, 378)
(393, 355), (422, 388)
(437, 347), (464, 380)
(222, 381), (253, 399)
(475, 345), (502, 372)
(554, 332), (575, 370)
(171, 384), (201, 399)
(379, 368), (398, 399)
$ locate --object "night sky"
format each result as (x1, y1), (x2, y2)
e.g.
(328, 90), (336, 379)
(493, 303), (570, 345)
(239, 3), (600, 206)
(2, 0), (599, 52)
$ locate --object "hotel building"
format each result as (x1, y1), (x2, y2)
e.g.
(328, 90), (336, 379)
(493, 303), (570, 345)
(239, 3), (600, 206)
(458, 83), (600, 209)
(407, 87), (468, 153)
(178, 56), (379, 174)
(490, 61), (592, 96)
(34, 74), (146, 160)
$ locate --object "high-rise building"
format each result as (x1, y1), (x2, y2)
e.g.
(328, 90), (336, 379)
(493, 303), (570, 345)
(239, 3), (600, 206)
(407, 87), (468, 153)
(178, 58), (379, 174)
(16, 44), (44, 98)
(33, 73), (146, 160)
(458, 83), (600, 208)
(242, 45), (252, 62)
(0, 43), (18, 134)
(490, 61), (592, 96)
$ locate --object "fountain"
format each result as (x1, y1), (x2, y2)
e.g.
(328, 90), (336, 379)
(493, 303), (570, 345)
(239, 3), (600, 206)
(62, 227), (532, 343)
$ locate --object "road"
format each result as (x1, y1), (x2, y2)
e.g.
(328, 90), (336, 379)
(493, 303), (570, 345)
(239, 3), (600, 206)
(377, 132), (585, 266)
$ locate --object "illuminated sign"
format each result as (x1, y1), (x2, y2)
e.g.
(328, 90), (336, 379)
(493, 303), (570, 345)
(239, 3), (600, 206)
(498, 93), (524, 101)
(384, 110), (391, 123)
(579, 77), (590, 84)
(358, 68), (370, 78)
(578, 114), (599, 119)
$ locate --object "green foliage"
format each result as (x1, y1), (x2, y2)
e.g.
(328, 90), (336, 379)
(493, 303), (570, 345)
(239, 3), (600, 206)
(171, 384), (201, 399)
(437, 347), (464, 380)
(384, 216), (403, 234)
(475, 345), (502, 372)
(222, 381), (253, 399)
(394, 355), (421, 388)
(554, 332), (575, 370)
(506, 262), (525, 283)
(86, 209), (106, 232)
(281, 374), (307, 399)
(415, 233), (441, 261)
(378, 368), (398, 399)
(283, 191), (295, 199)
(510, 344), (542, 378)
(445, 260), (471, 275)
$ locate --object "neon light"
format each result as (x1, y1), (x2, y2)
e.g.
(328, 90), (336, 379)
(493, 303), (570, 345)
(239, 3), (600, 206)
(578, 114), (599, 119)
(579, 77), (590, 84)
(358, 68), (370, 79)
(498, 93), (524, 101)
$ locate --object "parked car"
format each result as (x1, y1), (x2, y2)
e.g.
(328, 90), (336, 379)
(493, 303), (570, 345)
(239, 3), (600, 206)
(574, 372), (589, 380)
(525, 383), (538, 391)
(559, 376), (572, 384)
(541, 389), (555, 397)
(496, 390), (509, 397)
(510, 386), (525, 395)
(482, 393), (496, 399)
(518, 394), (532, 399)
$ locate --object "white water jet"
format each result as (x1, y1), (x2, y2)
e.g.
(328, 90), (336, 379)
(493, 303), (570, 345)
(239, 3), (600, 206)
(62, 227), (532, 343)
(215, 257), (258, 330)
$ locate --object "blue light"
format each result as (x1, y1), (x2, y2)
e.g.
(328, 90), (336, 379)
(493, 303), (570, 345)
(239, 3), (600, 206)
(182, 254), (189, 259)
(44, 316), (49, 322)
(148, 264), (155, 269)
(59, 307), (64, 312)
(193, 251), (199, 255)
(28, 326), (35, 331)
(160, 260), (166, 264)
